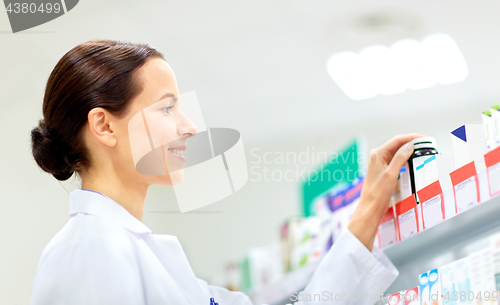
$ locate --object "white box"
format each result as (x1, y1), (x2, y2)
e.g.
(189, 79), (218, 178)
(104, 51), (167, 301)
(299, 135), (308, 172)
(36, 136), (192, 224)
(417, 181), (445, 229)
(440, 262), (458, 305)
(484, 146), (500, 197)
(454, 257), (473, 305)
(404, 287), (420, 305)
(378, 207), (398, 249)
(451, 124), (487, 172)
(483, 110), (497, 151)
(450, 162), (480, 214)
(468, 249), (497, 305)
(395, 196), (419, 241)
(491, 104), (500, 147)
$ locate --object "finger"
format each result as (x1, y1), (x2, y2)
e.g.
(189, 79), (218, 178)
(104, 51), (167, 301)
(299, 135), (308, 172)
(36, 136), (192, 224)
(376, 133), (425, 162)
(386, 140), (415, 176)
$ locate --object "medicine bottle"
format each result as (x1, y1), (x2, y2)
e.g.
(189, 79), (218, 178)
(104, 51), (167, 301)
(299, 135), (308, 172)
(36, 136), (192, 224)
(407, 137), (439, 196)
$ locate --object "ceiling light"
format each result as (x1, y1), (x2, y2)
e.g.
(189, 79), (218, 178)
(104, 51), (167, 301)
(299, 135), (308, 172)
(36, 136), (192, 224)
(326, 34), (468, 100)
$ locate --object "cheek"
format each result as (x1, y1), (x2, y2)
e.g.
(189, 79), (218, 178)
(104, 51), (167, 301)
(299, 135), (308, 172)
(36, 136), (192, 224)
(146, 113), (178, 147)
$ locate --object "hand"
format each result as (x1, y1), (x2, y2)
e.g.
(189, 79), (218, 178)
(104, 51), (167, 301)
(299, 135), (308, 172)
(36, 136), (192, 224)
(347, 133), (425, 251)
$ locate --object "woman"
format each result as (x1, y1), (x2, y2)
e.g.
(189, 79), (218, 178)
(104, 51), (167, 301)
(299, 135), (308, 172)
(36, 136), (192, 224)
(29, 40), (422, 305)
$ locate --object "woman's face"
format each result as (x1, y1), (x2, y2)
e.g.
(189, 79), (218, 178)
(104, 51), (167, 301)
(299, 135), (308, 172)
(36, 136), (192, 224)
(116, 57), (197, 186)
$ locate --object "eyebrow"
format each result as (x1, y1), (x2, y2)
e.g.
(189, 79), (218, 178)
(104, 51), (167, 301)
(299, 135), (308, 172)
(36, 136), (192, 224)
(158, 92), (178, 103)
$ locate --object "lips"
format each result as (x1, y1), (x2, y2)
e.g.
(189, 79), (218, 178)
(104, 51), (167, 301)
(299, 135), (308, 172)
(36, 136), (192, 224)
(167, 146), (186, 159)
(168, 149), (184, 157)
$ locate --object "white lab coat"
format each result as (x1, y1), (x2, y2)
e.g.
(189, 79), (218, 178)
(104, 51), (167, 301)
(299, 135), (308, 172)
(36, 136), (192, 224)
(29, 189), (399, 305)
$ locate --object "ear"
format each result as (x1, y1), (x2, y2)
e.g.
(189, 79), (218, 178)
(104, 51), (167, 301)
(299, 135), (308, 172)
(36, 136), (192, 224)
(87, 107), (117, 147)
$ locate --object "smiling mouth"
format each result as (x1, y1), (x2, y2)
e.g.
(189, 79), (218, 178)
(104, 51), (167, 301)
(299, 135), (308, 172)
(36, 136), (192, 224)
(167, 148), (184, 157)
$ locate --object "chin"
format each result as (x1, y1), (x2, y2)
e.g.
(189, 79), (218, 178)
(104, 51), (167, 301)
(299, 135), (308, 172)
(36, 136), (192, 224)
(151, 170), (184, 186)
(169, 170), (184, 186)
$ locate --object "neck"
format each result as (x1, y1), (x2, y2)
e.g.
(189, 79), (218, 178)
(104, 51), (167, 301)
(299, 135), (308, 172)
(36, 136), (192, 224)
(81, 170), (148, 221)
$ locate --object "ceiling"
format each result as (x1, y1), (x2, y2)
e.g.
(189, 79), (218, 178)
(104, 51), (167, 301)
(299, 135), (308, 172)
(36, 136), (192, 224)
(1, 0), (500, 148)
(1, 0), (500, 295)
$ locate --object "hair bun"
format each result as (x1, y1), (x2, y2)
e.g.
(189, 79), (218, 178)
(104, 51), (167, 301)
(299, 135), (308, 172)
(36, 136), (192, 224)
(31, 120), (77, 181)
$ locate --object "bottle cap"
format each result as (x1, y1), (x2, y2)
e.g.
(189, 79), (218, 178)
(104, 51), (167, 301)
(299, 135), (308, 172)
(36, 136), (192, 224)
(410, 137), (436, 150)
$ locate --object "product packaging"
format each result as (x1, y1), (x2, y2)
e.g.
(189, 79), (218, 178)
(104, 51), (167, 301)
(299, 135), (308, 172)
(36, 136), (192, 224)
(211, 261), (241, 292)
(468, 248), (497, 305)
(417, 180), (445, 229)
(404, 287), (420, 305)
(389, 291), (406, 305)
(242, 243), (283, 292)
(440, 258), (473, 305)
(395, 195), (419, 241)
(408, 137), (440, 193)
(484, 146), (500, 197)
(454, 257), (473, 305)
(420, 269), (444, 305)
(313, 194), (331, 220)
(329, 177), (363, 241)
(280, 217), (303, 273)
(437, 153), (455, 192)
(407, 137), (440, 229)
(312, 192), (335, 261)
(451, 124), (487, 172)
(290, 217), (321, 270)
(313, 216), (334, 263)
(449, 161), (481, 214)
(489, 232), (500, 299)
(399, 164), (413, 200)
(490, 104), (500, 147)
(441, 262), (458, 305)
(378, 206), (398, 249)
(435, 153), (456, 219)
(483, 110), (497, 151)
(442, 188), (457, 219)
(390, 165), (413, 209)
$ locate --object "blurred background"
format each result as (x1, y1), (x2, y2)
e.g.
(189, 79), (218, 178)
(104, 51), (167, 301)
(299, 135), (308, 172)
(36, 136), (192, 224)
(1, 0), (500, 303)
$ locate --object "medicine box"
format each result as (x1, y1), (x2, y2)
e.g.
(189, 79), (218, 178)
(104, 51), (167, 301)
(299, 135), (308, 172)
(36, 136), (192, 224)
(449, 161), (480, 214)
(484, 146), (500, 197)
(395, 195), (419, 241)
(451, 124), (487, 172)
(378, 206), (398, 249)
(417, 180), (445, 229)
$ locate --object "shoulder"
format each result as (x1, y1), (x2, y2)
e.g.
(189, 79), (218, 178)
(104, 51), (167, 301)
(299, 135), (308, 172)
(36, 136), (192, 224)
(30, 214), (144, 305)
(42, 213), (138, 259)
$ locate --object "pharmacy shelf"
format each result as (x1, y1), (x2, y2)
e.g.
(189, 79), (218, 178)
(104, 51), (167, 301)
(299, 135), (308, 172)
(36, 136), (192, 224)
(249, 172), (500, 305)
(384, 190), (499, 267)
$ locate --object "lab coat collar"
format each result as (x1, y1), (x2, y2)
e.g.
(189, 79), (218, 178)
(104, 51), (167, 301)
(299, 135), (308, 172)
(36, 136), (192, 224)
(69, 188), (152, 235)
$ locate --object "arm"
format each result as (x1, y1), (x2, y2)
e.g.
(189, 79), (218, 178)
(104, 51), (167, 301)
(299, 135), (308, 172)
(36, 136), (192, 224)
(293, 227), (398, 305)
(349, 133), (422, 251)
(197, 134), (423, 305)
(292, 134), (423, 305)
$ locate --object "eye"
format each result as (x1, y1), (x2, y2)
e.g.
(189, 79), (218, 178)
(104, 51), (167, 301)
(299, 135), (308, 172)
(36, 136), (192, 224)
(163, 105), (174, 115)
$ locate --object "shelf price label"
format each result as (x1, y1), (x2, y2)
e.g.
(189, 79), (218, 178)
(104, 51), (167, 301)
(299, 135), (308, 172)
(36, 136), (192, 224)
(395, 195), (419, 241)
(377, 206), (397, 249)
(417, 180), (445, 229)
(484, 146), (500, 197)
(450, 161), (480, 214)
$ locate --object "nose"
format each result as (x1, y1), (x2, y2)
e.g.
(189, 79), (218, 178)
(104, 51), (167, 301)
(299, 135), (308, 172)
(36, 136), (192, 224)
(177, 111), (197, 138)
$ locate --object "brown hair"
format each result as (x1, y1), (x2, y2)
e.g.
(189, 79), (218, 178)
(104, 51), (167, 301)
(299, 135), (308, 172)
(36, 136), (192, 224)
(31, 39), (164, 181)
